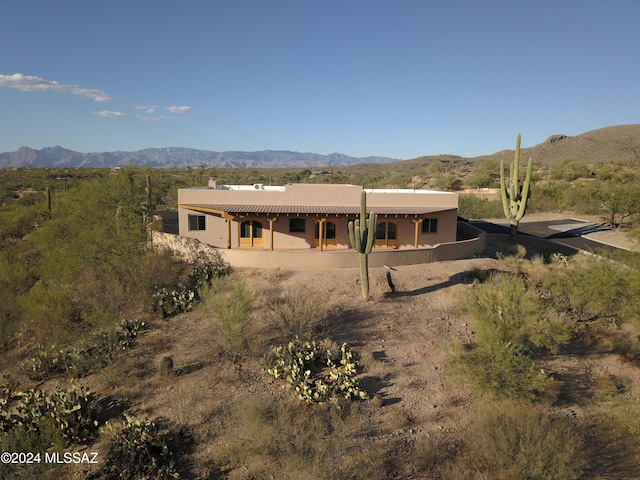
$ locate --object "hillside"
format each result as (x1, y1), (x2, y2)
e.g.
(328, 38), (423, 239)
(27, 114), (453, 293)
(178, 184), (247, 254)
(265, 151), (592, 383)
(346, 124), (640, 175)
(478, 124), (640, 165)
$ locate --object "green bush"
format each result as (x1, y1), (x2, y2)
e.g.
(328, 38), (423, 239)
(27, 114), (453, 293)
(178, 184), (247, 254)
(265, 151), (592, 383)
(540, 256), (633, 324)
(104, 413), (179, 479)
(458, 194), (504, 219)
(201, 277), (253, 352)
(461, 273), (573, 354)
(455, 341), (553, 401)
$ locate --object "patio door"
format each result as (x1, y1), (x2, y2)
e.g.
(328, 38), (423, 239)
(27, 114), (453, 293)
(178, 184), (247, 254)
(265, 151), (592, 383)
(314, 221), (337, 248)
(375, 221), (399, 248)
(239, 220), (263, 248)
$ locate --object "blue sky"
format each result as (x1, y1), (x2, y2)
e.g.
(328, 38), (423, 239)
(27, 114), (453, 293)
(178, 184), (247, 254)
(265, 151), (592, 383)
(1, 1), (638, 160)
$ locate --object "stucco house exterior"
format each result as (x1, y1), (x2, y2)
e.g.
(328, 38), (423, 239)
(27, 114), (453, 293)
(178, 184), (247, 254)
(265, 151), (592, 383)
(175, 181), (484, 268)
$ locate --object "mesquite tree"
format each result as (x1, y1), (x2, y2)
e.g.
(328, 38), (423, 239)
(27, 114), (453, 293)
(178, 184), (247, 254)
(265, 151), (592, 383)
(500, 134), (533, 241)
(348, 191), (377, 300)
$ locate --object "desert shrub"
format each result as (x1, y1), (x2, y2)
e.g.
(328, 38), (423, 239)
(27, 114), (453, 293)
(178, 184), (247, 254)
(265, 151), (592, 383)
(461, 273), (573, 354)
(220, 398), (388, 479)
(0, 251), (32, 347)
(540, 255), (634, 324)
(264, 285), (329, 341)
(19, 280), (77, 344)
(465, 402), (586, 480)
(411, 431), (467, 478)
(203, 277), (253, 353)
(458, 273), (572, 400)
(103, 413), (179, 480)
(458, 194), (504, 219)
(26, 318), (145, 380)
(582, 413), (640, 475)
(529, 181), (570, 212)
(0, 418), (65, 479)
(455, 341), (552, 401)
(153, 262), (229, 318)
(266, 338), (368, 403)
(0, 203), (40, 242)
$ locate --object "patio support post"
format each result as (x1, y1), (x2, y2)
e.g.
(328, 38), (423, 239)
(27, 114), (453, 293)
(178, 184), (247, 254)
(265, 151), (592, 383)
(412, 218), (423, 248)
(222, 213), (234, 249)
(268, 217), (277, 251)
(318, 218), (325, 251)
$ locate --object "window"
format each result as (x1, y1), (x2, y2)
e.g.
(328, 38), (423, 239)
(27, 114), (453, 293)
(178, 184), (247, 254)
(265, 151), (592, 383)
(375, 221), (398, 248)
(289, 218), (306, 233)
(241, 220), (262, 238)
(188, 214), (206, 231)
(315, 221), (336, 239)
(376, 222), (397, 240)
(422, 218), (438, 234)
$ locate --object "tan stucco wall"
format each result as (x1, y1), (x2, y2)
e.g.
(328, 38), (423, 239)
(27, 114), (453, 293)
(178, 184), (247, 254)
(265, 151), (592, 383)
(179, 211), (458, 250)
(178, 183), (459, 250)
(152, 222), (486, 270)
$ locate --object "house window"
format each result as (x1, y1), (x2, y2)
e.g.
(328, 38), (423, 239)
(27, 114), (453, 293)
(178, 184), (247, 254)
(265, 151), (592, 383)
(289, 218), (306, 233)
(376, 222), (397, 240)
(188, 214), (206, 231)
(315, 221), (336, 239)
(422, 218), (438, 234)
(241, 220), (263, 239)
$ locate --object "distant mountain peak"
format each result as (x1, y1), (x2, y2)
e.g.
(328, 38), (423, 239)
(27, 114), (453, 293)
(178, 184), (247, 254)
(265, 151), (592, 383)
(0, 147), (400, 169)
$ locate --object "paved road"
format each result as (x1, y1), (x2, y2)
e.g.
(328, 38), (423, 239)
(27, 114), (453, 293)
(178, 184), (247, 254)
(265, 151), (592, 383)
(470, 219), (621, 255)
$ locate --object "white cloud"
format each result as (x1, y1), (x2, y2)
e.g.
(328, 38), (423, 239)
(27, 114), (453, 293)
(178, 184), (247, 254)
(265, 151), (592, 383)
(141, 115), (169, 122)
(136, 104), (158, 114)
(93, 110), (130, 118)
(0, 73), (112, 102)
(166, 105), (194, 114)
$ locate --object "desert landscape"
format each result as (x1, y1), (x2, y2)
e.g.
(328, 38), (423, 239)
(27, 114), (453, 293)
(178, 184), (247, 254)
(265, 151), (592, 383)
(60, 226), (639, 479)
(1, 126), (640, 478)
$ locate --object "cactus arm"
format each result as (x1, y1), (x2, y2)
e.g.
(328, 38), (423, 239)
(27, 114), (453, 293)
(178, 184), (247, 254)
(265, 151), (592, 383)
(500, 160), (511, 218)
(348, 221), (356, 248)
(365, 213), (377, 253)
(513, 134), (521, 177)
(515, 158), (533, 221)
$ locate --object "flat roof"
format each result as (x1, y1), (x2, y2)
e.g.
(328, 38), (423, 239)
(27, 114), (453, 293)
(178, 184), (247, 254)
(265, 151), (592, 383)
(180, 203), (451, 217)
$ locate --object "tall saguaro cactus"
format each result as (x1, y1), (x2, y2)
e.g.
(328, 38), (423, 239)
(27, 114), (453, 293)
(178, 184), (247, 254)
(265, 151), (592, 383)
(348, 191), (377, 300)
(500, 134), (533, 241)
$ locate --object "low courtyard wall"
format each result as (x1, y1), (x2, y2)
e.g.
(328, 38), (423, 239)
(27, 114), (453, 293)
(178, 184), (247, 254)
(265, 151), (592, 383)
(151, 221), (485, 270)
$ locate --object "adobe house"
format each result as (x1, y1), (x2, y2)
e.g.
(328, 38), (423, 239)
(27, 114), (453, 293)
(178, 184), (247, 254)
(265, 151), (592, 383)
(176, 181), (484, 268)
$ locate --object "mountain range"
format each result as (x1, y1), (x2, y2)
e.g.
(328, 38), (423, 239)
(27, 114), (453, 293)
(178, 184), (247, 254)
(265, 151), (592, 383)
(1, 124), (639, 169)
(0, 146), (399, 169)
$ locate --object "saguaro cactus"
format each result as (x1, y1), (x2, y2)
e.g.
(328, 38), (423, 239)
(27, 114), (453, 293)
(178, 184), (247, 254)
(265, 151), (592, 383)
(348, 190), (377, 299)
(46, 187), (52, 218)
(500, 134), (533, 241)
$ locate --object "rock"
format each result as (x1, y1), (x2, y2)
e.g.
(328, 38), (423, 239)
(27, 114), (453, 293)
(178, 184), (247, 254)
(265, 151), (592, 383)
(546, 134), (568, 144)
